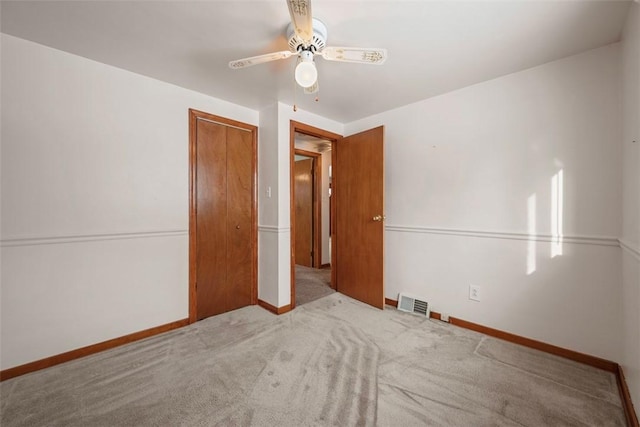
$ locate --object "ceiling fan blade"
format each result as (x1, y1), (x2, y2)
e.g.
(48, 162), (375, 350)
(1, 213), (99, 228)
(320, 47), (387, 65)
(286, 0), (313, 45)
(229, 51), (293, 69)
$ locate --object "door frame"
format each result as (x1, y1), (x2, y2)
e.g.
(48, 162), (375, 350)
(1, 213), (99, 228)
(289, 121), (341, 309)
(293, 148), (321, 269)
(188, 109), (258, 323)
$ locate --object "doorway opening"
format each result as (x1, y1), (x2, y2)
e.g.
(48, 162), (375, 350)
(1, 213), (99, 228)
(290, 122), (340, 308)
(290, 121), (385, 311)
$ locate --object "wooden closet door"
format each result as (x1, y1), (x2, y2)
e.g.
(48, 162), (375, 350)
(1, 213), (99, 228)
(196, 120), (228, 320)
(193, 117), (255, 320)
(225, 127), (253, 311)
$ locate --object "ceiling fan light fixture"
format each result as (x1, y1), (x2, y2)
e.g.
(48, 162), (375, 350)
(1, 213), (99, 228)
(229, 1), (387, 98)
(295, 50), (317, 88)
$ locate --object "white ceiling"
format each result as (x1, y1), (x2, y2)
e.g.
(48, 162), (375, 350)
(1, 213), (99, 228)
(1, 1), (631, 123)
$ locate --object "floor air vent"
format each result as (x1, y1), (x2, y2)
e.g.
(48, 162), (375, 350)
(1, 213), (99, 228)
(397, 293), (430, 317)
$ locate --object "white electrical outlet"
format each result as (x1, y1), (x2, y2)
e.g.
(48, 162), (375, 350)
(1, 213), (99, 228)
(469, 285), (481, 301)
(440, 312), (450, 322)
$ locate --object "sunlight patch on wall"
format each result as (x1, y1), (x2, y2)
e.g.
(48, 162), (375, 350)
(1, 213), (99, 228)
(551, 169), (564, 258)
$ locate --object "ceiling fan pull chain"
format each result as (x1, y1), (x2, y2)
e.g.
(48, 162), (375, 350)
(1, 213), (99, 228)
(293, 68), (298, 112)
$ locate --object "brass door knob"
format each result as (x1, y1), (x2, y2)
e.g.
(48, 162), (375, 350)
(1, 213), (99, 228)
(373, 215), (385, 222)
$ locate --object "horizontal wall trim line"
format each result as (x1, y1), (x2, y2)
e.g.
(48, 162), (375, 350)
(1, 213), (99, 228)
(1, 230), (188, 247)
(385, 224), (619, 247)
(619, 239), (640, 261)
(258, 225), (291, 234)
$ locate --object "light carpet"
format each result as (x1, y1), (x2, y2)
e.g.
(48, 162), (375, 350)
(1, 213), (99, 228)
(1, 293), (625, 426)
(295, 264), (334, 306)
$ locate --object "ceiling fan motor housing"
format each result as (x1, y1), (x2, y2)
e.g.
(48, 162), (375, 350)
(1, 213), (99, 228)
(287, 18), (327, 53)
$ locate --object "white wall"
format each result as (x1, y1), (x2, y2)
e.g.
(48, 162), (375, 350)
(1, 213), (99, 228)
(0, 34), (258, 370)
(345, 44), (623, 362)
(620, 2), (640, 407)
(257, 103), (280, 307)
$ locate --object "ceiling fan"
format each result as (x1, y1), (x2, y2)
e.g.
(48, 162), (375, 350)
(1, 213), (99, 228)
(228, 0), (387, 95)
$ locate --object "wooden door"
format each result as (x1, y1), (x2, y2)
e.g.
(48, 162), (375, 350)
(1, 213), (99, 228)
(335, 126), (384, 309)
(294, 158), (314, 267)
(224, 127), (254, 310)
(190, 110), (256, 322)
(195, 119), (228, 319)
